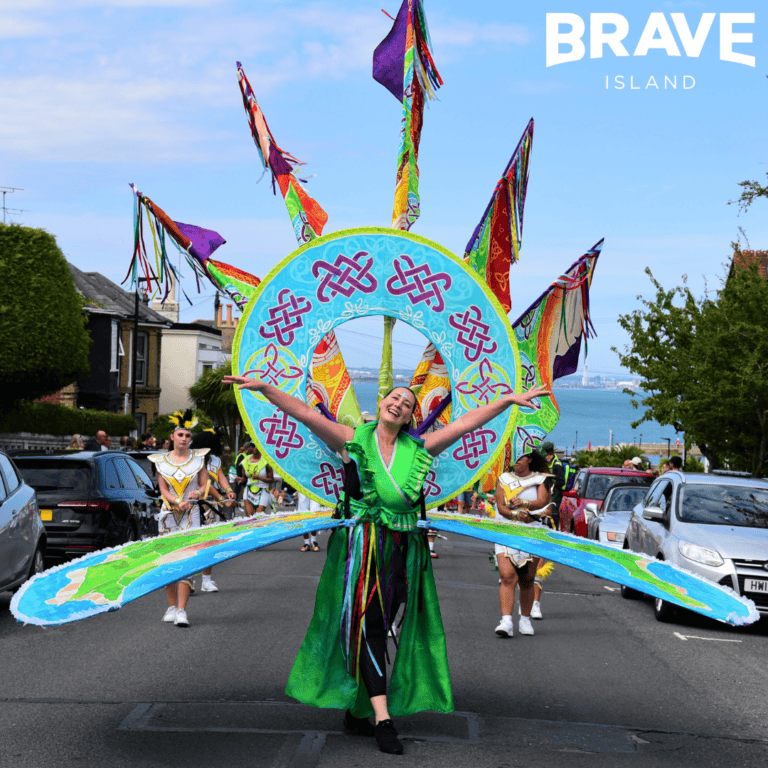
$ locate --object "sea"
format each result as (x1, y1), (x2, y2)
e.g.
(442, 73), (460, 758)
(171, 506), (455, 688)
(352, 382), (682, 455)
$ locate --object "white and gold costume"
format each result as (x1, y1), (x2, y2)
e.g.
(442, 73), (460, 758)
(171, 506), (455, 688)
(149, 448), (209, 534)
(495, 471), (550, 568)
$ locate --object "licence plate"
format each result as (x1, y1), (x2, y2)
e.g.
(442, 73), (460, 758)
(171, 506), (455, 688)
(40, 509), (52, 521)
(745, 578), (768, 594)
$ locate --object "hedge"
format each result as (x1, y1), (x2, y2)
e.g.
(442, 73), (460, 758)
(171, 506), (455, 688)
(0, 401), (137, 437)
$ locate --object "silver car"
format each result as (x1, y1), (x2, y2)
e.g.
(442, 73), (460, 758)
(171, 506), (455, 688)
(0, 450), (46, 593)
(586, 483), (651, 550)
(624, 470), (768, 621)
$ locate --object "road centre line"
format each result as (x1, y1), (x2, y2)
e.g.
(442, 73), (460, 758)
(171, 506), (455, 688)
(674, 632), (742, 643)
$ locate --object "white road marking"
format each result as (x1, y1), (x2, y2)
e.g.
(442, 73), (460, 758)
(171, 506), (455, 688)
(603, 586), (619, 592)
(674, 632), (742, 643)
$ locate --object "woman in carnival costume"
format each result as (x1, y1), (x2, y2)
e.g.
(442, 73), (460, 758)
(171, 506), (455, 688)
(493, 451), (554, 639)
(149, 410), (210, 627)
(242, 445), (274, 516)
(224, 372), (550, 754)
(189, 428), (238, 593)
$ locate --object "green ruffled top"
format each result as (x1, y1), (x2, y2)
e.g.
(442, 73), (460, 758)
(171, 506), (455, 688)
(344, 422), (433, 532)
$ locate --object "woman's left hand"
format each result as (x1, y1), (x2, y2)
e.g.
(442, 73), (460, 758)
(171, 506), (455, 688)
(513, 386), (551, 405)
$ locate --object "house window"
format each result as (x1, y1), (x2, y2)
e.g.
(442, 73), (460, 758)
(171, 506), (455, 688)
(202, 364), (214, 374)
(135, 332), (148, 385)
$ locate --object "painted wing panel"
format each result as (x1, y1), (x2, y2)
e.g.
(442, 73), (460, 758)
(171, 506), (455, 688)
(11, 512), (343, 627)
(421, 514), (759, 626)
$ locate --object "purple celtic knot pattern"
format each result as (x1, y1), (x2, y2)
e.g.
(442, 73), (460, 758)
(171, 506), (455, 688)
(244, 344), (303, 387)
(515, 426), (541, 456)
(386, 253), (452, 313)
(311, 251), (378, 303)
(258, 411), (304, 460)
(521, 361), (537, 389)
(311, 462), (344, 500)
(258, 288), (312, 346)
(452, 428), (498, 470)
(517, 308), (537, 341)
(455, 358), (513, 405)
(423, 470), (441, 500)
(449, 305), (498, 362)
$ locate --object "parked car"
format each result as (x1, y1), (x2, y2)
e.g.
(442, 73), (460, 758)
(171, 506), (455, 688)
(560, 466), (654, 537)
(0, 450), (46, 592)
(585, 483), (650, 550)
(623, 470), (768, 621)
(13, 450), (161, 564)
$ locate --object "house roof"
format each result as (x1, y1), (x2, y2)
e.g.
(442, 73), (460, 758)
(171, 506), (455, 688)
(731, 250), (768, 280)
(67, 262), (171, 324)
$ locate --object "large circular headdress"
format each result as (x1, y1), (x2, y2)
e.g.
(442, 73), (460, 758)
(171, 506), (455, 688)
(233, 226), (521, 508)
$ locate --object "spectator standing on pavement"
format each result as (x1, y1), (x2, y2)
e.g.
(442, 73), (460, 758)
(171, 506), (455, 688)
(67, 434), (84, 451)
(623, 456), (644, 471)
(86, 430), (111, 451)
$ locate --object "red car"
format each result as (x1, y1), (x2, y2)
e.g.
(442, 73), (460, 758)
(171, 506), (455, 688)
(560, 467), (654, 537)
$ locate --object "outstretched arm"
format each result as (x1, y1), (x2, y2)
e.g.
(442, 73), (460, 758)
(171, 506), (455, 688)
(423, 386), (551, 457)
(223, 374), (355, 453)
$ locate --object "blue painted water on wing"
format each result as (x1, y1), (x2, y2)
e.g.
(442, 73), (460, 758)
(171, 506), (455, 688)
(352, 381), (682, 454)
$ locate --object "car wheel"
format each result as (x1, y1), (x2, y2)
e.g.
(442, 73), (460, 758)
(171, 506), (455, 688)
(620, 583), (641, 600)
(122, 522), (137, 545)
(30, 546), (45, 578)
(653, 597), (676, 623)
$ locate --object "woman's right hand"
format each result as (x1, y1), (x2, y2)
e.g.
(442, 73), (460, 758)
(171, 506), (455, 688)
(222, 374), (264, 391)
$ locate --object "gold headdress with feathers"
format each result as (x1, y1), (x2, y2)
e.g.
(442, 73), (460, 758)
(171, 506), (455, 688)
(169, 409), (198, 432)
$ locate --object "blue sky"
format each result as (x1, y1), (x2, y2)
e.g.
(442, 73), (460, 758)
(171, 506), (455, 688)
(2, 0), (766, 376)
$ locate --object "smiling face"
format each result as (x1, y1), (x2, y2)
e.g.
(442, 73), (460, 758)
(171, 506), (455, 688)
(379, 387), (417, 429)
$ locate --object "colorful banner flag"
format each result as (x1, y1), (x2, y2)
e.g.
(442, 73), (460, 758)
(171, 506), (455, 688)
(507, 239), (603, 458)
(125, 184), (259, 310)
(464, 118), (534, 314)
(373, 0), (443, 230)
(236, 62), (328, 244)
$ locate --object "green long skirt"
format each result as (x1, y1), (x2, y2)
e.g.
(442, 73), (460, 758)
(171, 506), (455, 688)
(285, 525), (454, 718)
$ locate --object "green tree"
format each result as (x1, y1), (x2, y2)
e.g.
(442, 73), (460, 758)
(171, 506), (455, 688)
(614, 265), (768, 476)
(189, 361), (240, 449)
(0, 223), (91, 407)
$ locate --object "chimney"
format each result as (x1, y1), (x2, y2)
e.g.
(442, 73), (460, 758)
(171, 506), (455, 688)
(217, 304), (223, 327)
(226, 304), (233, 326)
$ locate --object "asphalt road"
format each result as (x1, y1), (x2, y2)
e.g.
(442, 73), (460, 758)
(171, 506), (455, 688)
(2, 527), (768, 768)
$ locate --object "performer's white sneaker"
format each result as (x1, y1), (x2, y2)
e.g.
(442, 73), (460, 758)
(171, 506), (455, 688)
(531, 601), (543, 619)
(162, 606), (177, 623)
(174, 609), (190, 627)
(519, 616), (534, 635)
(495, 617), (514, 637)
(201, 577), (218, 592)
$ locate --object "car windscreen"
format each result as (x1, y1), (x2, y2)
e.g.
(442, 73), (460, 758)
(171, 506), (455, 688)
(679, 484), (768, 528)
(15, 461), (92, 492)
(603, 486), (648, 513)
(584, 474), (650, 502)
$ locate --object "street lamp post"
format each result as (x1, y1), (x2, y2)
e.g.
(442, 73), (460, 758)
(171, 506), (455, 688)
(664, 437), (671, 458)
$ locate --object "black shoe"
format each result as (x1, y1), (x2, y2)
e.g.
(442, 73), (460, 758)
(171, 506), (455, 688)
(343, 709), (375, 737)
(375, 719), (404, 754)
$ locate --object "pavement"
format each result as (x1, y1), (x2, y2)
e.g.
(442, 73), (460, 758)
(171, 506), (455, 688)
(2, 526), (767, 767)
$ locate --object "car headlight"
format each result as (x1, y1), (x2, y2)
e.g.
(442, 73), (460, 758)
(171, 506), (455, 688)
(678, 540), (724, 567)
(606, 532), (624, 543)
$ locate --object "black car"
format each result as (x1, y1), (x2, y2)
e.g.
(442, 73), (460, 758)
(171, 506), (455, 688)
(0, 450), (46, 592)
(13, 450), (161, 563)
